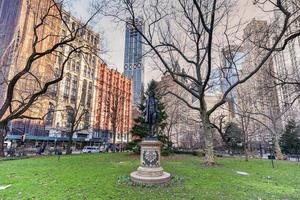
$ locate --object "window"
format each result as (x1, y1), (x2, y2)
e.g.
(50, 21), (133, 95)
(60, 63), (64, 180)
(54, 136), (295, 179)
(63, 15), (69, 23)
(91, 68), (94, 78)
(84, 65), (87, 76)
(72, 61), (76, 71)
(72, 22), (76, 31)
(76, 61), (80, 72)
(63, 74), (71, 101)
(81, 29), (85, 37)
(87, 67), (91, 77)
(66, 61), (70, 71)
(84, 111), (90, 129)
(66, 106), (74, 128)
(87, 82), (93, 108)
(90, 35), (94, 44)
(46, 103), (55, 126)
(92, 56), (96, 65)
(81, 80), (87, 105)
(70, 76), (78, 104)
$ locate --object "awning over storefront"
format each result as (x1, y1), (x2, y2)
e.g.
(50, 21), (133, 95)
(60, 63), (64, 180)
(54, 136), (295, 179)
(5, 135), (104, 143)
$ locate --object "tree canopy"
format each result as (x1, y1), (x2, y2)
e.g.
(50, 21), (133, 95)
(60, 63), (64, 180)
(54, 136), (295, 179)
(280, 120), (300, 155)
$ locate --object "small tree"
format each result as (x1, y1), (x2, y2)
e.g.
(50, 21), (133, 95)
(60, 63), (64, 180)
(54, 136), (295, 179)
(280, 120), (300, 155)
(223, 122), (244, 154)
(65, 103), (90, 155)
(131, 99), (148, 140)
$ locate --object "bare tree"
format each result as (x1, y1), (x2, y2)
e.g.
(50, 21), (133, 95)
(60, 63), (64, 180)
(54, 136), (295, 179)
(0, 0), (102, 157)
(98, 0), (300, 165)
(235, 96), (286, 160)
(65, 102), (90, 155)
(232, 94), (264, 161)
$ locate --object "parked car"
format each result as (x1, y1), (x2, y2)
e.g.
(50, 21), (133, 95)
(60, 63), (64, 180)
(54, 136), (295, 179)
(82, 146), (100, 153)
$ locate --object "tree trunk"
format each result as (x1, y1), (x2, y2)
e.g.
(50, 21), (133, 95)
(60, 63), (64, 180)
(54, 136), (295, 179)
(66, 132), (73, 155)
(271, 120), (283, 160)
(202, 118), (215, 166)
(243, 130), (250, 161)
(244, 141), (250, 161)
(0, 132), (5, 157)
(113, 132), (116, 144)
(273, 135), (283, 160)
(0, 122), (7, 157)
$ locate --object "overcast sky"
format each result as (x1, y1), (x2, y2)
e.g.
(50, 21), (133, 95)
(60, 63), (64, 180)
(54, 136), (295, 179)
(70, 0), (273, 85)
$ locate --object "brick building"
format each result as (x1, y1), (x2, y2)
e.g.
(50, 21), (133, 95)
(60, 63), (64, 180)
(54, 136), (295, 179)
(94, 62), (132, 144)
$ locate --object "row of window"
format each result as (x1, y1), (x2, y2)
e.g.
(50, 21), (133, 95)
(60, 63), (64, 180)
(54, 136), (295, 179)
(62, 15), (99, 46)
(63, 75), (93, 107)
(65, 60), (95, 78)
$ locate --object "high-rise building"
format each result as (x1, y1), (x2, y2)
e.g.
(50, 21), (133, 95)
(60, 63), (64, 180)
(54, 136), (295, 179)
(123, 18), (144, 105)
(272, 1), (300, 123)
(239, 19), (282, 141)
(220, 46), (245, 119)
(0, 0), (61, 136)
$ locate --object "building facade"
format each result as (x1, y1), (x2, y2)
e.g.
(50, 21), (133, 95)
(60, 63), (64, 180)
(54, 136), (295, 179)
(123, 18), (144, 106)
(158, 73), (229, 149)
(94, 62), (132, 144)
(45, 12), (101, 144)
(0, 0), (60, 136)
(272, 1), (300, 123)
(2, 2), (133, 147)
(238, 19), (282, 142)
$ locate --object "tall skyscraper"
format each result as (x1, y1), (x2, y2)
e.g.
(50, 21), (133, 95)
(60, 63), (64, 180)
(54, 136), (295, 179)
(220, 45), (245, 118)
(123, 18), (144, 105)
(239, 19), (282, 141)
(273, 1), (300, 123)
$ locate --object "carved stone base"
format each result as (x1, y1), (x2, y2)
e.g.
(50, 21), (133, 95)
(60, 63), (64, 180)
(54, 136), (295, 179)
(130, 171), (171, 184)
(130, 140), (171, 185)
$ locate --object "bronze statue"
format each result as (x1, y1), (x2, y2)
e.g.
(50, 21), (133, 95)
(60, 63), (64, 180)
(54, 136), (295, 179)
(145, 91), (158, 139)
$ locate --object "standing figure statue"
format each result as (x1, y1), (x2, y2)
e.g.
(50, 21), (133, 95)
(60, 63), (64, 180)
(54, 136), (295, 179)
(144, 91), (158, 139)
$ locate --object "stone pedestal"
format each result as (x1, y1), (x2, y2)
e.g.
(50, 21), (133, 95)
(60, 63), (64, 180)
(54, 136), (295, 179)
(130, 140), (171, 185)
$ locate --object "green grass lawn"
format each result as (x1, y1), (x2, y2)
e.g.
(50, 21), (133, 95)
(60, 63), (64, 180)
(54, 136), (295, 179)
(0, 153), (299, 200)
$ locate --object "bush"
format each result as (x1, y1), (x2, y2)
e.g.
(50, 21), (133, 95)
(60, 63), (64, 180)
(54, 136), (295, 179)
(125, 139), (141, 154)
(173, 148), (204, 156)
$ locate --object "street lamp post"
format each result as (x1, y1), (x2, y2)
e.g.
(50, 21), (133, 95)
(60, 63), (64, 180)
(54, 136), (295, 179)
(268, 141), (275, 168)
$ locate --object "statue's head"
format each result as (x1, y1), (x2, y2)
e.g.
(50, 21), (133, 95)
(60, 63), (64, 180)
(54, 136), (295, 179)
(148, 90), (155, 98)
